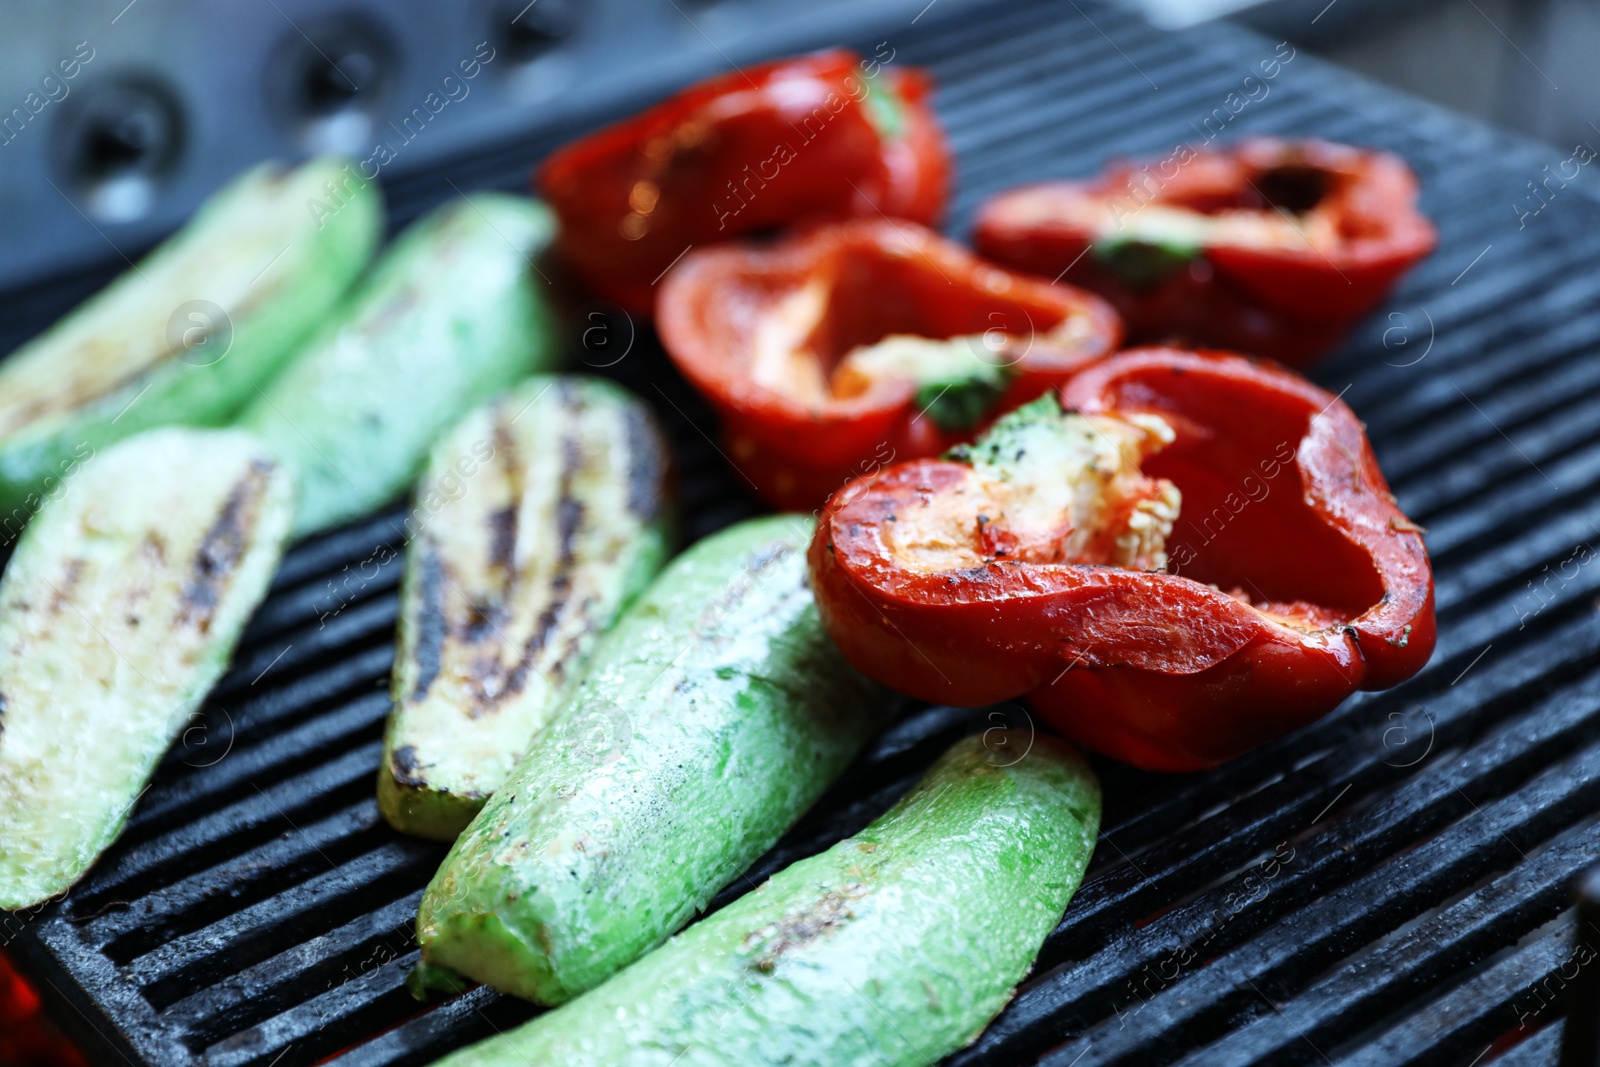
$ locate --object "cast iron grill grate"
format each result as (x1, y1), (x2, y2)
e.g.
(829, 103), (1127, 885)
(4, 1), (1600, 1064)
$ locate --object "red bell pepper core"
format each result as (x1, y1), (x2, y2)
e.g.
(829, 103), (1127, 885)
(536, 49), (951, 315)
(656, 218), (1123, 510)
(972, 138), (1437, 367)
(809, 347), (1436, 771)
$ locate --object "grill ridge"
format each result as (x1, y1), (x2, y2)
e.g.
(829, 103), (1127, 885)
(6, 1), (1600, 1065)
(960, 664), (1600, 1064)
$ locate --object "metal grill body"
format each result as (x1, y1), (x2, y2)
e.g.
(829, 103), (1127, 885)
(3, 2), (1599, 1064)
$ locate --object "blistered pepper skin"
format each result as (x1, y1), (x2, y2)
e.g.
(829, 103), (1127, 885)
(810, 348), (1436, 771)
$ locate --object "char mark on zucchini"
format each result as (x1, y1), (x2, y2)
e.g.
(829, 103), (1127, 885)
(178, 459), (274, 632)
(486, 507), (518, 575)
(488, 416), (521, 574)
(745, 882), (868, 972)
(411, 542), (449, 701)
(47, 559), (86, 616)
(378, 375), (674, 840)
(623, 403), (667, 521)
(460, 390), (587, 709)
(695, 540), (797, 634)
(507, 431), (584, 694)
(390, 744), (430, 790)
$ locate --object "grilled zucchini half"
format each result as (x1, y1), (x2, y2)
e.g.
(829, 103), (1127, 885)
(0, 428), (294, 911)
(430, 733), (1101, 1067)
(0, 158), (379, 518)
(239, 194), (559, 537)
(416, 515), (892, 1005)
(379, 375), (673, 840)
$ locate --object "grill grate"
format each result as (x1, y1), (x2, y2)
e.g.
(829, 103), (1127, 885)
(6, 1), (1600, 1064)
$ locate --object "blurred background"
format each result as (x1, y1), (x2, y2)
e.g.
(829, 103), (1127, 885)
(0, 1), (1595, 1064)
(1232, 0), (1590, 149)
(1, 0), (1593, 289)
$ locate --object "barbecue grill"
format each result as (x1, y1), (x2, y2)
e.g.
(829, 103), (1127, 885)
(4, 0), (1600, 1064)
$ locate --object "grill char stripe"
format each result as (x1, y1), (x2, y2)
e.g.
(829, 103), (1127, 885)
(623, 401), (666, 522)
(505, 401), (584, 697)
(178, 459), (273, 632)
(408, 542), (448, 702)
(486, 416), (520, 577)
(9, 5), (1600, 1065)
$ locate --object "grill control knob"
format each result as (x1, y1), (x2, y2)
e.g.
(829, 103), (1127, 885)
(268, 16), (395, 156)
(52, 76), (183, 223)
(497, 0), (577, 63)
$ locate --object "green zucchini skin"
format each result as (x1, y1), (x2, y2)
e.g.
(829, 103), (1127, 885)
(430, 732), (1102, 1067)
(0, 159), (379, 518)
(416, 514), (891, 1005)
(379, 375), (673, 841)
(0, 428), (295, 910)
(238, 194), (559, 537)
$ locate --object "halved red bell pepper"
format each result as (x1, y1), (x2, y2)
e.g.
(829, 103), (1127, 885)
(536, 48), (950, 315)
(809, 347), (1435, 771)
(657, 218), (1123, 510)
(973, 138), (1437, 367)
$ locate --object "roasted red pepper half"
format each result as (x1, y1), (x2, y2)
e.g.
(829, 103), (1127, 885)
(973, 138), (1437, 367)
(657, 218), (1123, 510)
(536, 48), (950, 314)
(810, 347), (1435, 771)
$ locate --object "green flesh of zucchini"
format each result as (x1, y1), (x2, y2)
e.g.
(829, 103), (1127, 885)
(415, 514), (892, 1005)
(430, 732), (1101, 1067)
(238, 194), (560, 537)
(0, 428), (294, 910)
(0, 158), (380, 519)
(379, 375), (673, 840)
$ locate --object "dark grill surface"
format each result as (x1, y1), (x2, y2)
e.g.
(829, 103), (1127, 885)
(5, 1), (1600, 1064)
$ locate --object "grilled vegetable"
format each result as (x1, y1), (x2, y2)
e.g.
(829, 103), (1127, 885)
(0, 428), (294, 910)
(239, 194), (559, 537)
(537, 48), (950, 315)
(0, 158), (379, 519)
(656, 218), (1121, 510)
(379, 375), (673, 840)
(811, 348), (1436, 772)
(973, 137), (1437, 366)
(430, 731), (1101, 1067)
(415, 514), (890, 1004)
